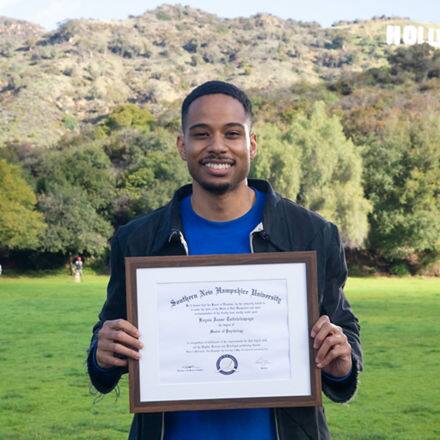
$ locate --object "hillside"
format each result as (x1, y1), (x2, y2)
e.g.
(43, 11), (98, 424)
(0, 4), (437, 147)
(0, 16), (45, 43)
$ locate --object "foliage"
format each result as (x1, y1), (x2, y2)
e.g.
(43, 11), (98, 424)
(2, 10), (440, 272)
(250, 123), (301, 201)
(33, 143), (115, 256)
(104, 104), (154, 132)
(1, 117), (188, 258)
(252, 102), (371, 247)
(387, 43), (440, 82)
(0, 159), (46, 250)
(389, 262), (411, 276)
(290, 102), (371, 247)
(62, 114), (78, 130)
(104, 127), (188, 221)
(362, 114), (440, 263)
(35, 143), (115, 212)
(252, 103), (370, 247)
(108, 33), (152, 58)
(38, 184), (112, 256)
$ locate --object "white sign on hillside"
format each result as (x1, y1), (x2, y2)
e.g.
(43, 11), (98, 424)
(386, 25), (440, 48)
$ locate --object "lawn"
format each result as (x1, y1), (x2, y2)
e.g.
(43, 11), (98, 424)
(0, 274), (439, 439)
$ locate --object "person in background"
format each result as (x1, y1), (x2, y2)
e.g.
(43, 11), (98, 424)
(74, 256), (83, 281)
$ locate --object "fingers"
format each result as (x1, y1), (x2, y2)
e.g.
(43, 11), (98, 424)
(311, 315), (352, 374)
(99, 339), (141, 361)
(315, 333), (346, 366)
(96, 319), (142, 369)
(318, 344), (350, 370)
(310, 315), (342, 348)
(311, 315), (341, 348)
(108, 329), (143, 350)
(97, 351), (128, 368)
(311, 315), (329, 338)
(108, 319), (140, 338)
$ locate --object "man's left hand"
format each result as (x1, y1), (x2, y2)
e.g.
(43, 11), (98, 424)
(311, 315), (352, 378)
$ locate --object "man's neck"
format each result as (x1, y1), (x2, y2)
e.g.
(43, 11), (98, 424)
(190, 181), (256, 222)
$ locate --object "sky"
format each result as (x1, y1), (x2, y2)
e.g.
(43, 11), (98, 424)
(0, 0), (439, 30)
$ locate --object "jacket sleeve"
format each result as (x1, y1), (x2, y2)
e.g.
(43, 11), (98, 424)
(320, 223), (363, 403)
(87, 230), (128, 393)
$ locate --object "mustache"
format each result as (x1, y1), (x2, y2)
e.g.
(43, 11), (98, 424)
(200, 156), (235, 164)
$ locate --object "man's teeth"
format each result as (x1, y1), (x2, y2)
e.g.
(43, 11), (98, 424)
(205, 163), (231, 169)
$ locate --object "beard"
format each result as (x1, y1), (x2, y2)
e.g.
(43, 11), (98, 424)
(196, 180), (234, 195)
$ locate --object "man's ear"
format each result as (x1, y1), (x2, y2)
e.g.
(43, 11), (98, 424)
(249, 132), (257, 160)
(176, 130), (187, 161)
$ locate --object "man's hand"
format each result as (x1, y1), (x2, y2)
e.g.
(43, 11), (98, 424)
(96, 319), (143, 369)
(311, 315), (352, 378)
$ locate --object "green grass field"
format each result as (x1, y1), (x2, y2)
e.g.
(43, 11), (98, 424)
(0, 274), (439, 439)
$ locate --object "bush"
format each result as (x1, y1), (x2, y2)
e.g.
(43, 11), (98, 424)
(390, 262), (411, 276)
(105, 104), (154, 131)
(62, 115), (77, 130)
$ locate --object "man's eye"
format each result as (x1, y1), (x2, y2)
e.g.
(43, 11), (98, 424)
(193, 132), (209, 138)
(226, 131), (241, 137)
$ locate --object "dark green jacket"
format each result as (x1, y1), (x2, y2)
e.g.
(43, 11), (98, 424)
(87, 179), (362, 439)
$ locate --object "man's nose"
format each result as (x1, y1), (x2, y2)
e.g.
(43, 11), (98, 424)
(207, 132), (227, 153)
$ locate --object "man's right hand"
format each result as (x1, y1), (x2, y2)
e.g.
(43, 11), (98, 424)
(96, 319), (143, 369)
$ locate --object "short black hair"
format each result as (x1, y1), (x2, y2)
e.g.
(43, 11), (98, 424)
(181, 80), (253, 131)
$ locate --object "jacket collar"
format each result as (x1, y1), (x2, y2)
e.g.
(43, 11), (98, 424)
(151, 178), (290, 254)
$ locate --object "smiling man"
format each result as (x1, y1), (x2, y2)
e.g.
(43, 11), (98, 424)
(87, 80), (362, 440)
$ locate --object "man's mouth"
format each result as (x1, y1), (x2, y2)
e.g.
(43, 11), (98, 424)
(200, 159), (234, 172)
(204, 162), (232, 170)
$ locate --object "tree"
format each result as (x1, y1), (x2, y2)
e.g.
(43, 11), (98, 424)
(387, 43), (440, 82)
(34, 143), (116, 257)
(286, 102), (371, 247)
(250, 123), (301, 201)
(363, 114), (440, 264)
(35, 143), (115, 212)
(105, 104), (154, 132)
(251, 103), (371, 247)
(0, 159), (46, 250)
(38, 184), (112, 257)
(104, 127), (188, 221)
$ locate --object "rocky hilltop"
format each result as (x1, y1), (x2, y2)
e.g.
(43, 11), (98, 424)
(0, 4), (435, 146)
(0, 16), (45, 41)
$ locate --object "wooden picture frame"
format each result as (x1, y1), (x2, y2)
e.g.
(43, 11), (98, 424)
(125, 251), (321, 413)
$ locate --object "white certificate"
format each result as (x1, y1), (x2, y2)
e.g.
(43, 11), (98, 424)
(125, 252), (321, 412)
(158, 278), (290, 384)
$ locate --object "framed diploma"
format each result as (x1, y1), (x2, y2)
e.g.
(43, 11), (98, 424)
(125, 251), (321, 413)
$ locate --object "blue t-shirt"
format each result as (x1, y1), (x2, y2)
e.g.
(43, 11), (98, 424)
(179, 188), (265, 255)
(164, 188), (276, 440)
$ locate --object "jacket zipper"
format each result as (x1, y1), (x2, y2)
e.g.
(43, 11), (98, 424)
(249, 222), (264, 253)
(273, 409), (281, 440)
(160, 412), (165, 440)
(177, 231), (189, 256)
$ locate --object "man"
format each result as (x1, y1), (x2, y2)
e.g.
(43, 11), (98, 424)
(87, 80), (362, 439)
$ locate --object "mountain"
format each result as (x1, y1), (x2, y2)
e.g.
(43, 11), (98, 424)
(0, 4), (437, 147)
(0, 16), (45, 42)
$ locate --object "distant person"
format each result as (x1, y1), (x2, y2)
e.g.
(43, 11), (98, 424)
(0, 263), (2, 276)
(74, 256), (83, 281)
(87, 80), (362, 439)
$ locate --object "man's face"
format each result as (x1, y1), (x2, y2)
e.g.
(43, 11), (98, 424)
(177, 93), (257, 194)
